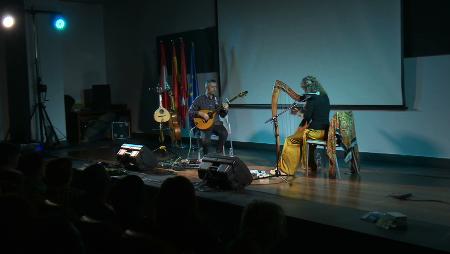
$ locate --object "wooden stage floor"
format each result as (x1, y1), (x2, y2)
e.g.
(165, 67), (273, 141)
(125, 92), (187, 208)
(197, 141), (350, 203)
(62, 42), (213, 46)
(49, 140), (450, 252)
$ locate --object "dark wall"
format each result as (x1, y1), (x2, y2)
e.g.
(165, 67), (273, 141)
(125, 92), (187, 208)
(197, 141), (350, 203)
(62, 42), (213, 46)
(1, 0), (31, 143)
(0, 29), (8, 140)
(404, 0), (450, 57)
(156, 27), (219, 75)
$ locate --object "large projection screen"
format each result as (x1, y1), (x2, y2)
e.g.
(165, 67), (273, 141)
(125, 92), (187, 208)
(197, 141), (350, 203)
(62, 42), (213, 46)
(218, 0), (403, 106)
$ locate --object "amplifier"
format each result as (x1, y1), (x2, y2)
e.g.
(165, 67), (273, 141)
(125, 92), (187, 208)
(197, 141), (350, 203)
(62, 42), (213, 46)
(112, 122), (130, 140)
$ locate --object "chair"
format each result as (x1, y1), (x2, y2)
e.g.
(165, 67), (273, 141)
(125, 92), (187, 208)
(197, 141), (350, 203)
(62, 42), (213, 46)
(187, 126), (226, 160)
(305, 139), (343, 178)
(208, 115), (233, 156)
(305, 111), (360, 178)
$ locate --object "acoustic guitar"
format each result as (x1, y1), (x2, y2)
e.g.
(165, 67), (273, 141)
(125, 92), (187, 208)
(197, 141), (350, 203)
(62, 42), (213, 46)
(193, 91), (248, 130)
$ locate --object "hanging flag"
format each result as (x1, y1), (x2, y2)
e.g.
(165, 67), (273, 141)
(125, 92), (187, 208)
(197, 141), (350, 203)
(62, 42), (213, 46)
(171, 41), (180, 111)
(179, 38), (189, 128)
(159, 41), (169, 108)
(188, 42), (199, 107)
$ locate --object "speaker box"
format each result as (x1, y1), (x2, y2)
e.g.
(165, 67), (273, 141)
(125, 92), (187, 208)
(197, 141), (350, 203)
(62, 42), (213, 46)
(112, 122), (130, 140)
(198, 154), (252, 190)
(116, 144), (157, 171)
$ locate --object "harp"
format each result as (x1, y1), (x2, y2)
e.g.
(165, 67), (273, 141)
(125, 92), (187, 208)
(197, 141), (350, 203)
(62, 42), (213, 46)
(270, 80), (305, 174)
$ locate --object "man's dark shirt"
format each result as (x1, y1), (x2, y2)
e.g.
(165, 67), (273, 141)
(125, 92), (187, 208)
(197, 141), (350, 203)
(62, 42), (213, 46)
(300, 94), (330, 130)
(189, 94), (227, 125)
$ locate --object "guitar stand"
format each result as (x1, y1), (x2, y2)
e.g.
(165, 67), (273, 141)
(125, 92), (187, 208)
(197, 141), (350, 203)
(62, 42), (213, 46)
(153, 145), (168, 154)
(152, 123), (179, 159)
(222, 111), (234, 156)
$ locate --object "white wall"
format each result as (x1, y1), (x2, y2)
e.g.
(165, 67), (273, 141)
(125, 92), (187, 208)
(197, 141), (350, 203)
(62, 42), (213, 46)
(355, 55), (450, 158)
(226, 55), (450, 159)
(219, 0), (403, 106)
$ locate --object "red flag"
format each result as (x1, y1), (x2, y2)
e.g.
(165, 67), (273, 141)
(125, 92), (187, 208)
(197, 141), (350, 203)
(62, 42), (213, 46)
(179, 38), (188, 128)
(171, 41), (179, 111)
(159, 41), (169, 108)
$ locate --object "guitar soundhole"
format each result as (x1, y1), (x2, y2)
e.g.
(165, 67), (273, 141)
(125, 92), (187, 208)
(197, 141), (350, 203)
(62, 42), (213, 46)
(159, 109), (164, 114)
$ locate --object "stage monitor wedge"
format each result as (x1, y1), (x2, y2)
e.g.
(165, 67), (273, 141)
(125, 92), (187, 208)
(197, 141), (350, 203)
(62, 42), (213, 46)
(199, 154), (252, 190)
(116, 143), (157, 171)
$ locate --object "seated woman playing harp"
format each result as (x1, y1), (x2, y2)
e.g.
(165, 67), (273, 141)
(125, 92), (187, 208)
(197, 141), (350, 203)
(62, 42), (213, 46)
(273, 76), (331, 176)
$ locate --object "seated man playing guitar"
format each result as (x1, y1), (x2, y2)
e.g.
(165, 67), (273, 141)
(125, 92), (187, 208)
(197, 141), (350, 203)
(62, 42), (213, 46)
(189, 79), (229, 155)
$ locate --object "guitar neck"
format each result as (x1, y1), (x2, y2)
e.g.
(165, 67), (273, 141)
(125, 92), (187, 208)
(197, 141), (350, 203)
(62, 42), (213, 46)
(159, 94), (163, 107)
(227, 95), (240, 103)
(212, 92), (246, 113)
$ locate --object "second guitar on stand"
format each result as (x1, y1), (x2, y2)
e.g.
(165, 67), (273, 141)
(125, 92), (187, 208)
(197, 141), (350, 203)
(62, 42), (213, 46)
(153, 87), (170, 123)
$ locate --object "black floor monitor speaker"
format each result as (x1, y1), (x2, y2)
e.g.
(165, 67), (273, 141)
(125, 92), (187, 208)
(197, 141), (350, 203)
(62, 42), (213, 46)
(198, 154), (252, 190)
(116, 144), (157, 171)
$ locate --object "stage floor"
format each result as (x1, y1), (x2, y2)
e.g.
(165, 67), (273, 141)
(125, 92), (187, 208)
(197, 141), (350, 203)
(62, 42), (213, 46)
(48, 140), (450, 252)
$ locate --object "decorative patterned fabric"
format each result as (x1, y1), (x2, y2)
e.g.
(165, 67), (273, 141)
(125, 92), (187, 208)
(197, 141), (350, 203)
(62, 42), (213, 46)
(326, 111), (360, 173)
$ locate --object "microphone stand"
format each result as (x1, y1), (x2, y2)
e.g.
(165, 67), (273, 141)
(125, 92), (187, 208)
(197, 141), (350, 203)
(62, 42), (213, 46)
(28, 8), (60, 147)
(225, 98), (234, 156)
(265, 102), (300, 124)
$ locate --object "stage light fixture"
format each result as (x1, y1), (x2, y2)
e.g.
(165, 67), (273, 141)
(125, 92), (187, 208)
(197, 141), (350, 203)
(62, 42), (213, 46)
(53, 16), (66, 31)
(1, 14), (15, 29)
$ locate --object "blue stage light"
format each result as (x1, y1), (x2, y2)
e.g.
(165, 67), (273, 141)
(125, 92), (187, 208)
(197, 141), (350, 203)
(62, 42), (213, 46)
(53, 16), (66, 31)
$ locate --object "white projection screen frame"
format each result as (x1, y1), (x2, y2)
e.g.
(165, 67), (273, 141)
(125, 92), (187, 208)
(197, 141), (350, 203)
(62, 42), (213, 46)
(217, 0), (403, 107)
